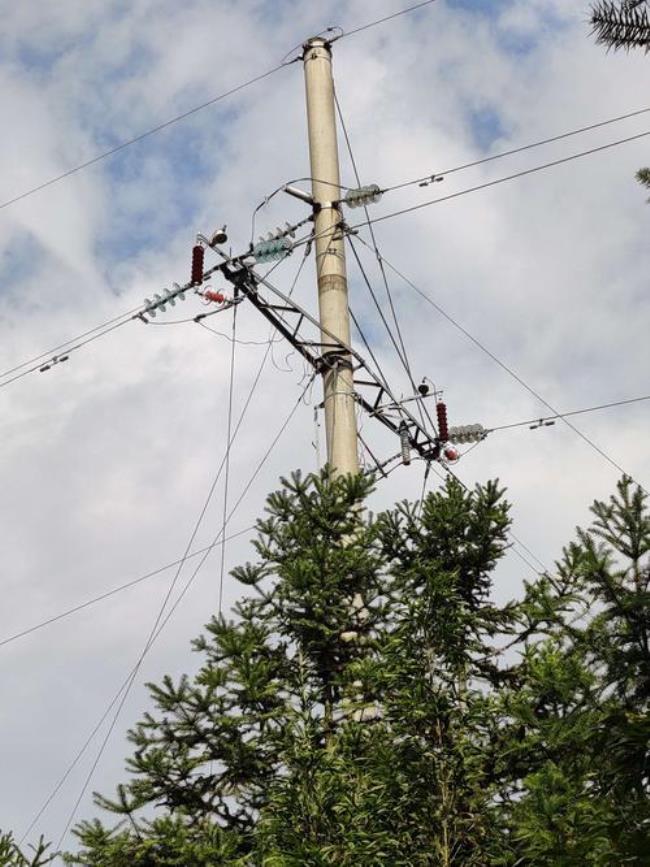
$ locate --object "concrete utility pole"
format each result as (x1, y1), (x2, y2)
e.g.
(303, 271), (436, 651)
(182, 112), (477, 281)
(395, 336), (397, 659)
(303, 37), (359, 478)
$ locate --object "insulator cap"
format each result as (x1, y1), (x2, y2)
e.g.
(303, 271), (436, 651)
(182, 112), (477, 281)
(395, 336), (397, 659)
(191, 245), (205, 286)
(436, 402), (449, 442)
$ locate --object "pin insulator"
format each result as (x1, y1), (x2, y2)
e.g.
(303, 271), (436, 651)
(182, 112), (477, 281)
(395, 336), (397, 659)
(191, 245), (205, 286)
(204, 290), (225, 304)
(253, 237), (292, 263)
(448, 424), (485, 444)
(344, 184), (382, 208)
(436, 402), (449, 442)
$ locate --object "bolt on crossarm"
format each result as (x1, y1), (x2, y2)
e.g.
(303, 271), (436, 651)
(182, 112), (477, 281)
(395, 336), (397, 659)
(303, 36), (359, 478)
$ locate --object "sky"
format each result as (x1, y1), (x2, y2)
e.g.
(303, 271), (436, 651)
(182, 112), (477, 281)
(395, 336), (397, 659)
(1, 0), (649, 857)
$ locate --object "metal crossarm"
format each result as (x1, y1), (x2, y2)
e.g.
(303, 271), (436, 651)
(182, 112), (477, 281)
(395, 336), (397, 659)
(218, 258), (441, 463)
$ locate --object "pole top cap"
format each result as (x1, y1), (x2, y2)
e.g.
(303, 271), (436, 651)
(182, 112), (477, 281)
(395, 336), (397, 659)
(302, 36), (332, 57)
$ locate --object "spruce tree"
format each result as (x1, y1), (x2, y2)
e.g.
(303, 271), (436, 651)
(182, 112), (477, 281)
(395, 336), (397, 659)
(0, 833), (53, 867)
(498, 477), (650, 864)
(63, 472), (518, 865)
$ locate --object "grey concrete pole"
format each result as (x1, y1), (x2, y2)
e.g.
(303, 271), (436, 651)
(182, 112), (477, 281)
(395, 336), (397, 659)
(303, 37), (359, 477)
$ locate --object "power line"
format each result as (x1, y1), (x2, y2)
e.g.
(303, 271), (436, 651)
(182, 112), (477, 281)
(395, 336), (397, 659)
(0, 0), (441, 215)
(0, 310), (142, 390)
(53, 371), (315, 849)
(54, 353), (254, 847)
(0, 528), (254, 652)
(3, 105), (644, 400)
(354, 235), (646, 491)
(487, 394), (650, 433)
(430, 460), (550, 577)
(336, 0), (439, 39)
(335, 90), (421, 395)
(24, 247), (311, 847)
(333, 83), (439, 445)
(383, 105), (650, 193)
(350, 129), (650, 230)
(0, 65), (294, 214)
(0, 306), (144, 383)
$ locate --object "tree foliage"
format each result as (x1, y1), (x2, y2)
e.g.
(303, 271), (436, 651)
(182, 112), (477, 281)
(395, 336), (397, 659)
(590, 1), (650, 52)
(0, 833), (54, 867)
(589, 1), (650, 201)
(637, 167), (650, 201)
(11, 471), (650, 864)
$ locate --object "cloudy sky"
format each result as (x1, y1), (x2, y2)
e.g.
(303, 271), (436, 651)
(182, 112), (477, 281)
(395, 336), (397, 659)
(1, 0), (649, 856)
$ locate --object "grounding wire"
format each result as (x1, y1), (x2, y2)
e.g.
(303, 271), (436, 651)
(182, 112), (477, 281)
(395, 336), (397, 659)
(0, 528), (254, 651)
(383, 105), (650, 193)
(197, 320), (280, 346)
(417, 460), (432, 519)
(349, 129), (650, 231)
(218, 302), (238, 613)
(354, 235), (646, 492)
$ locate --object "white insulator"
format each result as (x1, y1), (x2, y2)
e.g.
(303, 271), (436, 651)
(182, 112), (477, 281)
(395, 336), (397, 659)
(344, 184), (383, 208)
(399, 423), (411, 465)
(448, 423), (486, 444)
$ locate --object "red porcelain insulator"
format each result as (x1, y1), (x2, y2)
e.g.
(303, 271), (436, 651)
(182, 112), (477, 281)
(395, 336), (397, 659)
(191, 245), (205, 286)
(436, 402), (449, 442)
(204, 290), (225, 303)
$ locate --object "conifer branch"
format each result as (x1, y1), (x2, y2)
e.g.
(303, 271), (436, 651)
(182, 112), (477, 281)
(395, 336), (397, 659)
(590, 0), (650, 52)
(637, 167), (650, 201)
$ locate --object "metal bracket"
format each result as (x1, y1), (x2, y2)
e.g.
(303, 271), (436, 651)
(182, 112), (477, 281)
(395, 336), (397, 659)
(218, 258), (442, 463)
